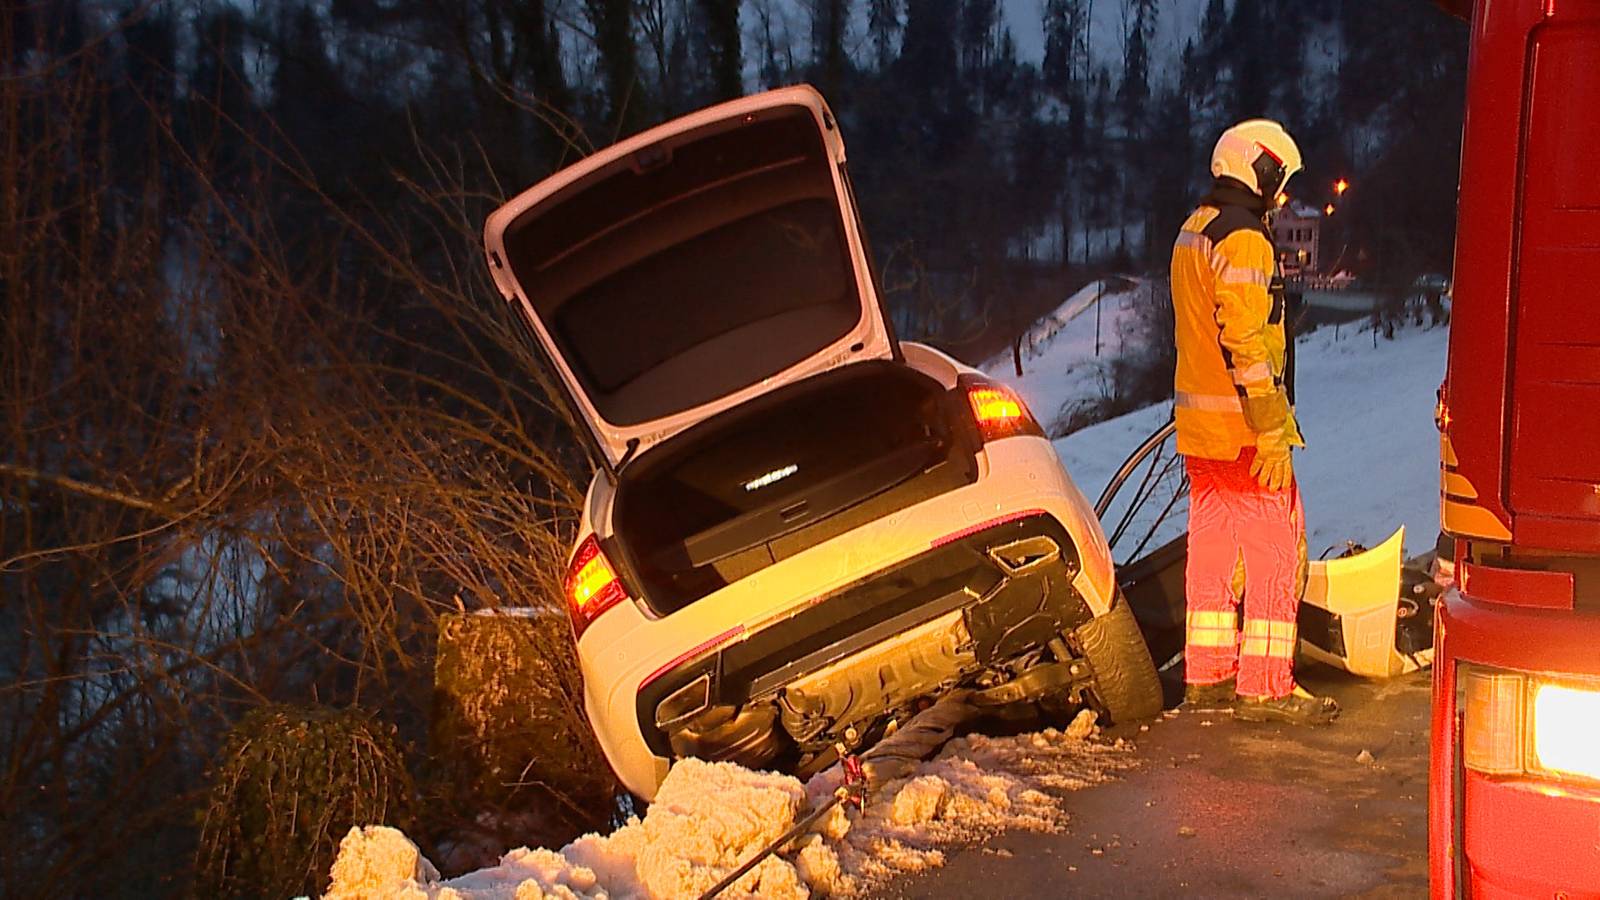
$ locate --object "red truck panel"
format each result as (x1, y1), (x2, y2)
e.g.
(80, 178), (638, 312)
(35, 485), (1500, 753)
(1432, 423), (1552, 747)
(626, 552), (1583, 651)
(1436, 2), (1600, 897)
(1445, 0), (1536, 544)
(1449, 0), (1600, 553)
(1463, 775), (1600, 898)
(1508, 13), (1600, 547)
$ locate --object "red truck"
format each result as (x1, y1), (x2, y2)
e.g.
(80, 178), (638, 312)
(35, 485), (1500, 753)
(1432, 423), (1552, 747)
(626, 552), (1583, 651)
(1428, 0), (1600, 896)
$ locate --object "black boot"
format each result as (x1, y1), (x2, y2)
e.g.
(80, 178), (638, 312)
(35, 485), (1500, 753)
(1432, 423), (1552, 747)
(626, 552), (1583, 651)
(1236, 685), (1339, 725)
(1181, 677), (1238, 713)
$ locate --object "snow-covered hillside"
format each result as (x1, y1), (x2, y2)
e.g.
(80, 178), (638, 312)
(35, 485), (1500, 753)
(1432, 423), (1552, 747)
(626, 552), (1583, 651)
(981, 278), (1149, 437)
(1049, 323), (1450, 558)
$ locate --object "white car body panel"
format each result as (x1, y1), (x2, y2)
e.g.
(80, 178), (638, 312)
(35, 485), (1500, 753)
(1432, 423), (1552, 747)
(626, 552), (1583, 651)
(568, 343), (1115, 798)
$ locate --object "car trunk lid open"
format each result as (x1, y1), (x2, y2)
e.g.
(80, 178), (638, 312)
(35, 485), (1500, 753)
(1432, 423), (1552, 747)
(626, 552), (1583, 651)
(483, 87), (895, 472)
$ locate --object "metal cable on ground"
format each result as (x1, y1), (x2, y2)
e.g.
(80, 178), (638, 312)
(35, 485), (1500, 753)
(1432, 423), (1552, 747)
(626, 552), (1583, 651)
(696, 691), (978, 900)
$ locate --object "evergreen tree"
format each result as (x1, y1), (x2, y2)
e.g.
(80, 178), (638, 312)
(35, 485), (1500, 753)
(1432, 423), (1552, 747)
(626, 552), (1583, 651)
(514, 0), (577, 146)
(1273, 6), (1308, 123)
(697, 0), (743, 100)
(960, 0), (997, 74)
(188, 6), (256, 185)
(1041, 0), (1089, 150)
(1117, 0), (1156, 139)
(1227, 0), (1268, 117)
(1200, 0), (1228, 61)
(1041, 0), (1073, 93)
(1149, 82), (1197, 261)
(811, 0), (850, 99)
(1117, 0), (1157, 256)
(585, 0), (646, 135)
(868, 0), (901, 71)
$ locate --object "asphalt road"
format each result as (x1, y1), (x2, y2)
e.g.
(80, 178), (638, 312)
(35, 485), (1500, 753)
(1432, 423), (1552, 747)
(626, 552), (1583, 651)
(897, 662), (1433, 899)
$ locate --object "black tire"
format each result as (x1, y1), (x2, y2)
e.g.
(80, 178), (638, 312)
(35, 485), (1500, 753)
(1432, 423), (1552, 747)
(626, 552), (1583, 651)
(1074, 591), (1163, 724)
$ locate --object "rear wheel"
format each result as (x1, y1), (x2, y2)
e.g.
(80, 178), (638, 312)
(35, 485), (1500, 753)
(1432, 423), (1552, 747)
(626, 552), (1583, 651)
(1074, 591), (1163, 723)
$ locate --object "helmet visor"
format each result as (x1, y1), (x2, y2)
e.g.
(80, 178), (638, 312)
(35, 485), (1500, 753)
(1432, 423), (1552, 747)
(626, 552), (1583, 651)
(1252, 145), (1289, 200)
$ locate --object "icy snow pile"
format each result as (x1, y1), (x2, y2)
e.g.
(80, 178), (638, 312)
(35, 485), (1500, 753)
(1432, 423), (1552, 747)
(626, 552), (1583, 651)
(327, 827), (441, 899)
(324, 712), (1131, 899)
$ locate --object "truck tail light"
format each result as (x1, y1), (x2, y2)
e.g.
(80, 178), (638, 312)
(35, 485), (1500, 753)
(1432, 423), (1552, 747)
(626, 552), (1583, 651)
(564, 535), (629, 639)
(1530, 683), (1600, 781)
(1460, 664), (1600, 783)
(1462, 666), (1524, 775)
(958, 375), (1044, 442)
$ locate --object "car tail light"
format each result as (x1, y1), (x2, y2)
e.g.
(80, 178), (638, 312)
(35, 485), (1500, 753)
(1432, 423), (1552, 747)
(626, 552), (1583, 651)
(958, 375), (1044, 442)
(1460, 663), (1600, 783)
(563, 535), (629, 639)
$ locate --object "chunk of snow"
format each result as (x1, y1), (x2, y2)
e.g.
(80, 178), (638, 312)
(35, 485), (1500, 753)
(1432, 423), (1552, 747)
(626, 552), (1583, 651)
(1064, 709), (1099, 739)
(889, 776), (949, 826)
(813, 803), (851, 841)
(795, 839), (844, 895)
(628, 759), (807, 899)
(325, 826), (439, 900)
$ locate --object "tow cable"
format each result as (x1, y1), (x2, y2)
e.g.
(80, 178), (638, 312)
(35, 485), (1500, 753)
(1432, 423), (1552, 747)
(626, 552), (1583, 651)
(695, 746), (869, 900)
(696, 690), (978, 900)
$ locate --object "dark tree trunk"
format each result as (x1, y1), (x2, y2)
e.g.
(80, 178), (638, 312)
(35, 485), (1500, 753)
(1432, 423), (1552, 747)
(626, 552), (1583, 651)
(698, 0), (744, 101)
(586, 0), (645, 136)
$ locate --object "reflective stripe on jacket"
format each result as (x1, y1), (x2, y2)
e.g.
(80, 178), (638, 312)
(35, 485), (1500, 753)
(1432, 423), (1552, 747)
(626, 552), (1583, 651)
(1170, 193), (1304, 461)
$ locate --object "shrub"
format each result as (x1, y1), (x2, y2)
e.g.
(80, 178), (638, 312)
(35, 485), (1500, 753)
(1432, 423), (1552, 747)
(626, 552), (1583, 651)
(195, 705), (413, 899)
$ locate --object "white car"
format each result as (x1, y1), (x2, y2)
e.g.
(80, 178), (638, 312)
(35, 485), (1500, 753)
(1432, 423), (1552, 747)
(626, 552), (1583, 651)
(483, 86), (1161, 800)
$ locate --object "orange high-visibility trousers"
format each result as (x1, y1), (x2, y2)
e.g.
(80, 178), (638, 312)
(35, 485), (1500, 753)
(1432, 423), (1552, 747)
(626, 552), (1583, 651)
(1183, 448), (1306, 699)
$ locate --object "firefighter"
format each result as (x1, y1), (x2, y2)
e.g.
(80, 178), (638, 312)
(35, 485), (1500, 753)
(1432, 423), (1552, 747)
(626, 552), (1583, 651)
(1170, 119), (1339, 725)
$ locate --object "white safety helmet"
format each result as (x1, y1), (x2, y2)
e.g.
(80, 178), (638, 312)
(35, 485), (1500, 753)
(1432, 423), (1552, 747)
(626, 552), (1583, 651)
(1211, 119), (1303, 203)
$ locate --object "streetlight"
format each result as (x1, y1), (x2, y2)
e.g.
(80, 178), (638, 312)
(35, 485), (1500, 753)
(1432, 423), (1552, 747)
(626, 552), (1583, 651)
(1325, 204), (1336, 216)
(1334, 178), (1350, 196)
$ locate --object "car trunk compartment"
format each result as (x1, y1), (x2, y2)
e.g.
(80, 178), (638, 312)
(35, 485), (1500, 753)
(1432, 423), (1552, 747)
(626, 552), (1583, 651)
(610, 362), (977, 615)
(635, 514), (1089, 762)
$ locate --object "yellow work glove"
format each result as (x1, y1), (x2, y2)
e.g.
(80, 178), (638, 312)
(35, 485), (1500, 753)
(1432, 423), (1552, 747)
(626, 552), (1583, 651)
(1251, 426), (1294, 492)
(1240, 389), (1291, 434)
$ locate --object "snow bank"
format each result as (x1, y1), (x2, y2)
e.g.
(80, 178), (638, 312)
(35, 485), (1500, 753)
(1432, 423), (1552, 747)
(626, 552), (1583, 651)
(325, 719), (1131, 899)
(1052, 323), (1449, 558)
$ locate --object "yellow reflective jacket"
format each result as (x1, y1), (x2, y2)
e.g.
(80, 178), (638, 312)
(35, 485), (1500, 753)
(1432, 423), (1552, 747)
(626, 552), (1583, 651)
(1170, 189), (1304, 461)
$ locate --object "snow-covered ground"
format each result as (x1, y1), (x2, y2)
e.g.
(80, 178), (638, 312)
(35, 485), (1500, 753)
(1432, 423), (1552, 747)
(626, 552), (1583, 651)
(981, 278), (1148, 436)
(1051, 323), (1450, 559)
(326, 712), (1132, 899)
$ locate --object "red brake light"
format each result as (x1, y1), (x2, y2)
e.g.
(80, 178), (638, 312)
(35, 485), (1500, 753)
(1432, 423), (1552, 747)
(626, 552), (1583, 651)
(563, 535), (629, 639)
(961, 376), (1043, 441)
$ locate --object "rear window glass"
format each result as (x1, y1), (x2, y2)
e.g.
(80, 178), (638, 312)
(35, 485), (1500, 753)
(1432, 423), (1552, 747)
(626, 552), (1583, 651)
(503, 107), (860, 426)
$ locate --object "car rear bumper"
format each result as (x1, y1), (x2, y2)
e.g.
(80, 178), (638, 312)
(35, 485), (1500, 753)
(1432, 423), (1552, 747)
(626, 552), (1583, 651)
(635, 510), (1088, 749)
(1429, 589), (1600, 899)
(582, 435), (1114, 797)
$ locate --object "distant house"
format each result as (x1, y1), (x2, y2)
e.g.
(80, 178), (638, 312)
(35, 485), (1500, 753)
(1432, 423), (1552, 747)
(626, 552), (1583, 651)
(1273, 203), (1323, 275)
